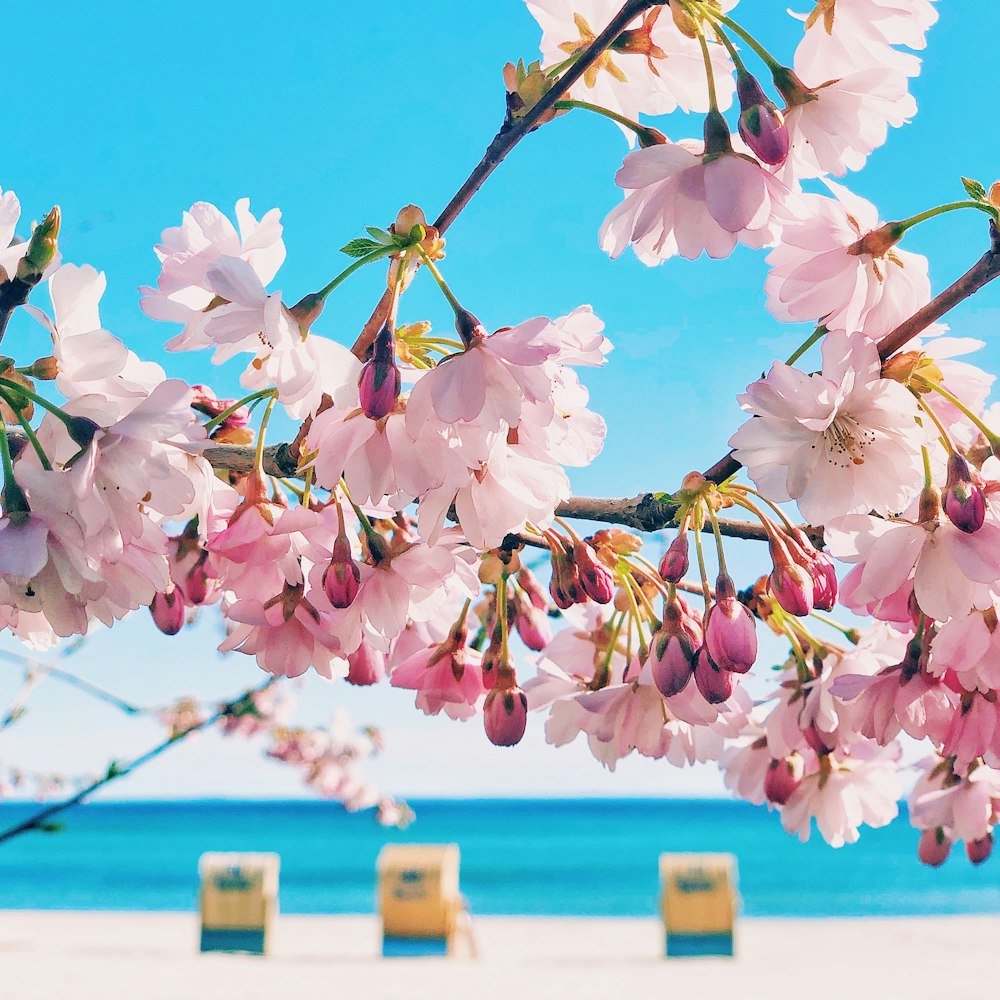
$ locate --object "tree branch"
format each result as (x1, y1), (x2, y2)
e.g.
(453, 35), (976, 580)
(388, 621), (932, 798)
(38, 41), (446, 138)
(349, 0), (658, 359)
(0, 678), (276, 846)
(702, 222), (1000, 487)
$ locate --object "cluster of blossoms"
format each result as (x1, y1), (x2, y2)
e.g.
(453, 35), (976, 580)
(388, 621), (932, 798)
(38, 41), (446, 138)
(6, 0), (1000, 864)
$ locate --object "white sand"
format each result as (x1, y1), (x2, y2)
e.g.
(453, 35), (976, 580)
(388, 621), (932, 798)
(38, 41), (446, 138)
(0, 910), (993, 1000)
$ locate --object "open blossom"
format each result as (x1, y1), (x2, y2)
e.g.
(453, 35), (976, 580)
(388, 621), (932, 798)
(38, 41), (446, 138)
(781, 742), (902, 848)
(778, 68), (916, 181)
(764, 184), (929, 336)
(600, 135), (799, 263)
(526, 0), (735, 141)
(794, 0), (938, 81)
(827, 506), (1000, 624)
(729, 330), (926, 523)
(140, 198), (285, 350)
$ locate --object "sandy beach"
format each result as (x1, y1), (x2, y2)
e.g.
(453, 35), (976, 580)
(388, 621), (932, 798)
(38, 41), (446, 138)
(0, 910), (992, 999)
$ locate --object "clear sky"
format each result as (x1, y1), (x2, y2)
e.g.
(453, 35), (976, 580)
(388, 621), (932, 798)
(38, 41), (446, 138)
(1, 2), (998, 801)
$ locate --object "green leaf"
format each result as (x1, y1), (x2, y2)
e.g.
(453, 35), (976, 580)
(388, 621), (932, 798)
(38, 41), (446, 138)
(37, 821), (65, 834)
(962, 176), (987, 201)
(364, 227), (393, 244)
(340, 237), (386, 258)
(105, 760), (123, 780)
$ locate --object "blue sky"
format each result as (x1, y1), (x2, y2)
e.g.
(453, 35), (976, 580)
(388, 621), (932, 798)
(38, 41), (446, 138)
(1, 2), (998, 801)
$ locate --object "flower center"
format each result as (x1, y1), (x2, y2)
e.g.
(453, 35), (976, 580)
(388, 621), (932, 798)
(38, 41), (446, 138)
(559, 14), (628, 88)
(822, 414), (874, 468)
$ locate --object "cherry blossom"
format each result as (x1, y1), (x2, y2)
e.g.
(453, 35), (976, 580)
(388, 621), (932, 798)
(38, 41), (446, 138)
(729, 330), (927, 523)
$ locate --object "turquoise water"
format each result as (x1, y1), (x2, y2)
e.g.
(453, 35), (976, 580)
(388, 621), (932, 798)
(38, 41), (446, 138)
(0, 799), (997, 916)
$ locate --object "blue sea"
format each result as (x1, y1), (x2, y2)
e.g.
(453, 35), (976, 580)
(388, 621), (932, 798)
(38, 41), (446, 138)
(0, 798), (997, 917)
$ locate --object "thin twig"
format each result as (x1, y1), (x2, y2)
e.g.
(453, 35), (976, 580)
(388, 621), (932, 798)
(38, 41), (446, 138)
(0, 678), (275, 845)
(349, 0), (658, 359)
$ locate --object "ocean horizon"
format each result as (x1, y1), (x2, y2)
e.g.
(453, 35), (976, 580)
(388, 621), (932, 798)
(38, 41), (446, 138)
(1, 797), (997, 918)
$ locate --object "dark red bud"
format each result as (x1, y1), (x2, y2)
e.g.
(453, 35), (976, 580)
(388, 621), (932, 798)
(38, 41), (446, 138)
(944, 453), (986, 534)
(658, 532), (689, 583)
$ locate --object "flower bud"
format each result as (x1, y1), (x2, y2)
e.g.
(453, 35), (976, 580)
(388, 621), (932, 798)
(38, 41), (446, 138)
(549, 546), (583, 610)
(944, 453), (986, 534)
(764, 755), (804, 806)
(323, 535), (361, 608)
(737, 71), (789, 166)
(513, 591), (550, 651)
(483, 685), (528, 747)
(26, 356), (58, 381)
(917, 828), (952, 868)
(966, 833), (993, 866)
(150, 589), (185, 636)
(346, 644), (387, 686)
(658, 532), (689, 583)
(705, 573), (757, 674)
(17, 207), (60, 283)
(693, 648), (733, 705)
(650, 599), (701, 698)
(768, 559), (814, 618)
(455, 307), (487, 349)
(573, 538), (615, 604)
(183, 560), (213, 606)
(783, 527), (838, 611)
(516, 567), (548, 610)
(358, 324), (400, 420)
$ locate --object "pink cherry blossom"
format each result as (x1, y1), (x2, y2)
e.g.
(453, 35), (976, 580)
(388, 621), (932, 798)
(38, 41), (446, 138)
(764, 184), (929, 337)
(601, 138), (799, 263)
(730, 330), (926, 523)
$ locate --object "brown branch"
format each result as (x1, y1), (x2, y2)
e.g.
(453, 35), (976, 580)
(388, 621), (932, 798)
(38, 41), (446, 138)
(0, 678), (276, 846)
(703, 221), (1000, 486)
(349, 0), (657, 359)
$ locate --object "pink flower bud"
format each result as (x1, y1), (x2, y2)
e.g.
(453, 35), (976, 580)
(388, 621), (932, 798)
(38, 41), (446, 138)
(767, 536), (813, 616)
(150, 589), (185, 636)
(764, 755), (804, 806)
(573, 539), (615, 604)
(455, 307), (487, 349)
(736, 71), (789, 166)
(346, 644), (386, 686)
(966, 833), (993, 866)
(769, 562), (814, 617)
(705, 573), (757, 674)
(944, 453), (986, 534)
(516, 567), (548, 610)
(650, 600), (702, 698)
(693, 648), (733, 705)
(917, 828), (952, 868)
(783, 527), (838, 611)
(483, 686), (528, 746)
(549, 547), (583, 610)
(513, 592), (550, 651)
(183, 558), (214, 606)
(358, 324), (400, 420)
(323, 535), (361, 608)
(658, 533), (689, 583)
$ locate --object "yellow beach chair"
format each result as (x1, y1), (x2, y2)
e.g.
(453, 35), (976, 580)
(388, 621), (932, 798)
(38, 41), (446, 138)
(198, 852), (280, 955)
(377, 844), (473, 957)
(659, 853), (738, 958)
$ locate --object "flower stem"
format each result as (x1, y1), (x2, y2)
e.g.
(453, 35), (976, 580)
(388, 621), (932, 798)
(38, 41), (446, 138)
(417, 248), (465, 316)
(785, 325), (827, 367)
(0, 378), (76, 431)
(923, 378), (1000, 453)
(916, 394), (956, 453)
(317, 245), (401, 302)
(895, 201), (998, 236)
(688, 10), (720, 112)
(253, 394), (278, 472)
(696, 5), (785, 75)
(203, 388), (276, 433)
(553, 99), (662, 145)
(0, 388), (52, 471)
(0, 417), (17, 493)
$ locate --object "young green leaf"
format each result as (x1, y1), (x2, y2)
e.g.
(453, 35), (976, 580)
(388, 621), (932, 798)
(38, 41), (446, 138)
(962, 176), (987, 202)
(340, 237), (386, 258)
